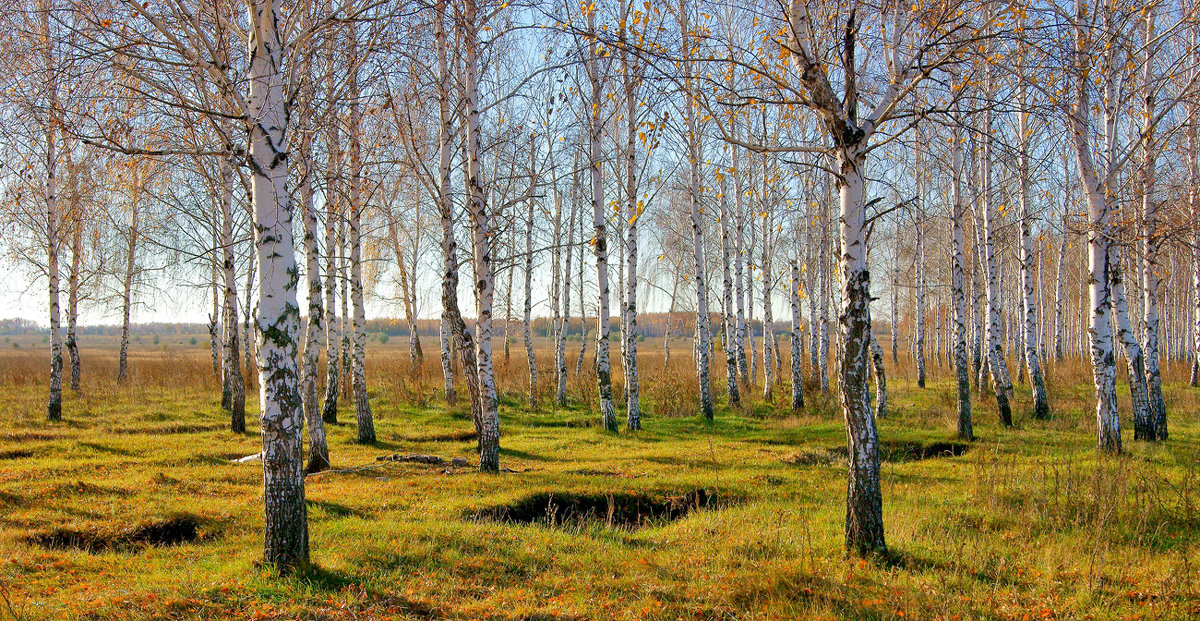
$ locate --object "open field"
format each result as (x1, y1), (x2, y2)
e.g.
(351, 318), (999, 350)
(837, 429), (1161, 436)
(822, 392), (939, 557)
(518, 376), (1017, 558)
(0, 338), (1198, 620)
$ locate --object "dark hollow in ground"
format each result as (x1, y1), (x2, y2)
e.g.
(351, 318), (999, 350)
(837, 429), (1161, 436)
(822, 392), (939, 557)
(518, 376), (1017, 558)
(470, 489), (732, 529)
(26, 514), (204, 552)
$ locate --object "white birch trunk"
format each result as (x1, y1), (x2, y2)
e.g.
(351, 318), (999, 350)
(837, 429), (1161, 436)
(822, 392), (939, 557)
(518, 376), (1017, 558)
(981, 95), (1014, 425)
(732, 142), (749, 388)
(66, 171), (82, 392)
(464, 0), (501, 469)
(1070, 2), (1121, 452)
(320, 124), (340, 424)
(557, 154), (579, 404)
(789, 260), (804, 412)
(117, 199), (137, 384)
(620, 8), (641, 428)
(1017, 80), (1049, 419)
(247, 0), (307, 571)
(682, 4), (713, 420)
(297, 78), (328, 472)
(720, 173), (741, 407)
(950, 101), (973, 440)
(220, 156), (246, 431)
(587, 6), (618, 431)
(347, 28), (373, 444)
(523, 193), (538, 407)
(43, 1), (62, 421)
(761, 166), (775, 402)
(1139, 7), (1167, 439)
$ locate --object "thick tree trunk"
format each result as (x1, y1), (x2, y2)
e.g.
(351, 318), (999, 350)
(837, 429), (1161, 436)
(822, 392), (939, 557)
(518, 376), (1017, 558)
(248, 0), (308, 572)
(1071, 7), (1122, 453)
(837, 149), (886, 555)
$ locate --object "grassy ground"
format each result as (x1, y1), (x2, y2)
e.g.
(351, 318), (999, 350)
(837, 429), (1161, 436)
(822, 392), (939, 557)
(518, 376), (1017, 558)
(0, 338), (1197, 620)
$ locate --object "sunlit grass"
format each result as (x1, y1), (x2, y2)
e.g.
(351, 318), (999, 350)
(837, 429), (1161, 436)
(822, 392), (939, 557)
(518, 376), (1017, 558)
(0, 337), (1197, 619)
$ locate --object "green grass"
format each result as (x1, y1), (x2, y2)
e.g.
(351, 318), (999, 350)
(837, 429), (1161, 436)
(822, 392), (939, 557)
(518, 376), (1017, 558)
(0, 356), (1198, 620)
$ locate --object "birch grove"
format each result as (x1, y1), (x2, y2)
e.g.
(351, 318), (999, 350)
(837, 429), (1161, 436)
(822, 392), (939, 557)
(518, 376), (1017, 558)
(4, 0), (1200, 577)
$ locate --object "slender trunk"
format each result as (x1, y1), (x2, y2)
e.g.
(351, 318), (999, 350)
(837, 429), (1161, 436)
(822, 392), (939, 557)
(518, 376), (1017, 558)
(298, 79), (328, 473)
(221, 156), (246, 431)
(789, 260), (804, 412)
(915, 215), (926, 388)
(981, 97), (1013, 425)
(1190, 62), (1200, 387)
(818, 189), (831, 390)
(557, 154), (579, 405)
(576, 228), (588, 376)
(587, 7), (617, 431)
(761, 167), (775, 402)
(1054, 181), (1069, 363)
(117, 205), (137, 384)
(523, 194), (538, 407)
(43, 14), (62, 421)
(721, 173), (741, 407)
(681, 6), (712, 420)
(1112, 251), (1152, 438)
(347, 29), (373, 444)
(209, 260), (221, 382)
(550, 172), (564, 406)
(620, 9), (641, 428)
(464, 0), (501, 470)
(890, 265), (898, 365)
(870, 329), (886, 420)
(66, 185), (82, 392)
(1140, 7), (1166, 439)
(338, 218), (351, 398)
(733, 143), (749, 388)
(1018, 82), (1049, 419)
(320, 124), (340, 424)
(950, 106), (973, 440)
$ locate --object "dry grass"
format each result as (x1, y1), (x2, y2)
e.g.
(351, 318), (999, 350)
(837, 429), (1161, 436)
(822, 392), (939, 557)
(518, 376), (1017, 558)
(0, 333), (1197, 620)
